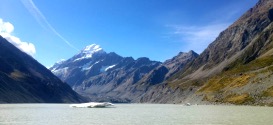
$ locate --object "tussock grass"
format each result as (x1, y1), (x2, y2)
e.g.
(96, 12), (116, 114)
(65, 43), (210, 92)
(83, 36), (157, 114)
(198, 74), (254, 93)
(227, 55), (273, 75)
(224, 93), (253, 104)
(263, 86), (273, 97)
(197, 55), (273, 104)
(199, 55), (273, 93)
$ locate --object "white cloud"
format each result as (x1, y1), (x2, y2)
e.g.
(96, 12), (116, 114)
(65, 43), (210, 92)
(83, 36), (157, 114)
(167, 23), (230, 53)
(20, 0), (79, 51)
(0, 19), (14, 34)
(0, 19), (36, 56)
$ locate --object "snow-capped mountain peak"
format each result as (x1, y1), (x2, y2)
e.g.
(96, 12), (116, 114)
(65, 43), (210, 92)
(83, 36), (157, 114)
(82, 44), (102, 53)
(74, 44), (105, 61)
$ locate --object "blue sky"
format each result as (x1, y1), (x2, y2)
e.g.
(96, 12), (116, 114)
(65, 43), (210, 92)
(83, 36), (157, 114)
(0, 0), (258, 67)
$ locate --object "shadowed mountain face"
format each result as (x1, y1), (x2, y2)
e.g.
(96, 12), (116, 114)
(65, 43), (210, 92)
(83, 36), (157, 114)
(139, 50), (199, 85)
(0, 36), (85, 103)
(140, 0), (273, 105)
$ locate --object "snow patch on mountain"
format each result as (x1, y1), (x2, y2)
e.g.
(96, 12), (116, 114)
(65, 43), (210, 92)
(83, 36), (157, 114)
(100, 64), (116, 73)
(52, 67), (69, 76)
(81, 61), (100, 71)
(105, 65), (116, 71)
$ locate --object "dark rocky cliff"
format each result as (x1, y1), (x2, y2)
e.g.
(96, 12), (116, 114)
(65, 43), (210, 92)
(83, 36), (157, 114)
(0, 36), (85, 103)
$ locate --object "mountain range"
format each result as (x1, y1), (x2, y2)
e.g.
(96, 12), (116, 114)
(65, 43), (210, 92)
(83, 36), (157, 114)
(51, 0), (273, 105)
(1, 0), (273, 105)
(50, 44), (198, 102)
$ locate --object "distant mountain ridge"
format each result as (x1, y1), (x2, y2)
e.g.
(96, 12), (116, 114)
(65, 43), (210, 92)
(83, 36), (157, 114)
(50, 44), (197, 102)
(0, 36), (85, 103)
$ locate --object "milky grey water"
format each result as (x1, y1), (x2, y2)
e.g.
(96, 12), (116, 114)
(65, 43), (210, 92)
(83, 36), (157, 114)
(0, 104), (273, 125)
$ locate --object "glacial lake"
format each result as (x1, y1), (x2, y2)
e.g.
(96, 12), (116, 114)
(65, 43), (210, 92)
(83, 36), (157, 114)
(0, 104), (273, 125)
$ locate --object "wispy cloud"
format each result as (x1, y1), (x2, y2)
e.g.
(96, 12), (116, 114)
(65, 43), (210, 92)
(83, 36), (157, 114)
(0, 19), (36, 56)
(20, 0), (79, 51)
(164, 0), (250, 54)
(166, 23), (230, 53)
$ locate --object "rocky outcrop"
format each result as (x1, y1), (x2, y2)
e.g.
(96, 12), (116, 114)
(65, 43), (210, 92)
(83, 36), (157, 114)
(0, 36), (85, 103)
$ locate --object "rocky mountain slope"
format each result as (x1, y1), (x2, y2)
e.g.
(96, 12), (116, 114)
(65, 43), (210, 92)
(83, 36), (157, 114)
(139, 50), (199, 85)
(50, 45), (197, 102)
(141, 0), (273, 106)
(0, 36), (85, 103)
